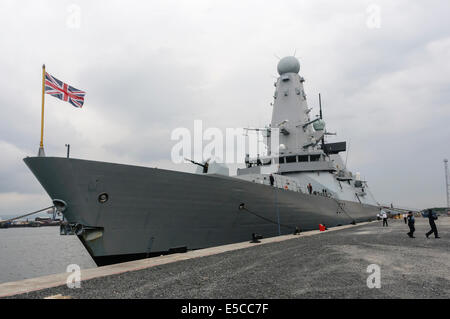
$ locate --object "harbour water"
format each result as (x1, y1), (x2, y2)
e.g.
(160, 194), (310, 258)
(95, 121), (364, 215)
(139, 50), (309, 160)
(0, 226), (96, 284)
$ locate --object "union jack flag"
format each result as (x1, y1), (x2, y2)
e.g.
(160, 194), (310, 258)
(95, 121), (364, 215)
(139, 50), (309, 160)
(45, 72), (86, 108)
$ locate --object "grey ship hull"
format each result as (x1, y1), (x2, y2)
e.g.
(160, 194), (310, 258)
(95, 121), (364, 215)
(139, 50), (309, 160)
(24, 157), (379, 265)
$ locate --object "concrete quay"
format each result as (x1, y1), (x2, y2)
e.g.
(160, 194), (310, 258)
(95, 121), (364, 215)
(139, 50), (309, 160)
(1, 217), (449, 299)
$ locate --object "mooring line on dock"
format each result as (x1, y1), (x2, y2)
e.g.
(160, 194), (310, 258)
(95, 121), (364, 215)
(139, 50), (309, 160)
(239, 205), (296, 231)
(331, 197), (356, 223)
(0, 206), (55, 225)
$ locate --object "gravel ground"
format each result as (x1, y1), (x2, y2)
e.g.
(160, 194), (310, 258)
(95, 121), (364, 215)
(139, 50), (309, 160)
(7, 216), (450, 299)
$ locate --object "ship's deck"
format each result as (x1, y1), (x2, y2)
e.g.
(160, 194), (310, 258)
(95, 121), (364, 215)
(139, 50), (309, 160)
(1, 217), (449, 299)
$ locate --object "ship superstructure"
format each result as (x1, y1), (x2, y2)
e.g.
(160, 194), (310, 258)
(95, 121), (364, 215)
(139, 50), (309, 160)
(236, 56), (377, 206)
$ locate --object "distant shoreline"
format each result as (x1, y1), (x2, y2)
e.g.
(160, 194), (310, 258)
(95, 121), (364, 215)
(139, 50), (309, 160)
(0, 213), (53, 221)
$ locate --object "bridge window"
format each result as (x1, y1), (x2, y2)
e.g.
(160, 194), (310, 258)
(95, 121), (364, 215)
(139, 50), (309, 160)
(286, 156), (297, 163)
(310, 155), (320, 162)
(279, 157), (285, 164)
(298, 155), (308, 162)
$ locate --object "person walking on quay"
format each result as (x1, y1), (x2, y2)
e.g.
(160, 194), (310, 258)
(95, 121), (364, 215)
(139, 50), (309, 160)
(403, 213), (408, 224)
(425, 209), (440, 238)
(381, 209), (388, 227)
(307, 183), (313, 195)
(407, 211), (415, 238)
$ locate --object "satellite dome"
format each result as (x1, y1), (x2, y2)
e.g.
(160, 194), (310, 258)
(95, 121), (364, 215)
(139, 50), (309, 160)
(277, 56), (300, 75)
(313, 119), (326, 131)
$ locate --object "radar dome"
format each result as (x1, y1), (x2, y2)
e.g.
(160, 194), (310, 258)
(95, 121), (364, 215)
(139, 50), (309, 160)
(277, 56), (300, 75)
(313, 119), (326, 131)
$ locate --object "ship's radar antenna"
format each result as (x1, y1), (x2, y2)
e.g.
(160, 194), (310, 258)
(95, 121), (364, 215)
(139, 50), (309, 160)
(277, 56), (300, 75)
(319, 93), (323, 120)
(317, 93), (326, 149)
(344, 141), (350, 170)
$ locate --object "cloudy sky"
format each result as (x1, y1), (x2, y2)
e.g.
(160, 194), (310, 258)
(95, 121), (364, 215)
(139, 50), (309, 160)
(0, 0), (449, 216)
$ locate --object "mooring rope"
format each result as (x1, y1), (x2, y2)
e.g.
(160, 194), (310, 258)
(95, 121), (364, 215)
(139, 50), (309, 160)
(330, 196), (355, 223)
(241, 207), (296, 231)
(0, 206), (55, 224)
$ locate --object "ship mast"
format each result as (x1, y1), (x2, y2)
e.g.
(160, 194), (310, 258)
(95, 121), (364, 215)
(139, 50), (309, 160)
(269, 56), (325, 155)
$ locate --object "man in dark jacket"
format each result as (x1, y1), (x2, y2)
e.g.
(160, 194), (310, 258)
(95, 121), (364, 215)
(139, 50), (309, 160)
(307, 183), (313, 194)
(425, 209), (440, 238)
(407, 211), (415, 238)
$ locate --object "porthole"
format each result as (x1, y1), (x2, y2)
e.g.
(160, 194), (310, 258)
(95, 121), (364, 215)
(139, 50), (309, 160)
(98, 192), (109, 203)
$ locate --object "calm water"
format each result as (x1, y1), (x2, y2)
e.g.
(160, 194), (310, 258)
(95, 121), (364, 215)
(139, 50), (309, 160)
(0, 226), (96, 284)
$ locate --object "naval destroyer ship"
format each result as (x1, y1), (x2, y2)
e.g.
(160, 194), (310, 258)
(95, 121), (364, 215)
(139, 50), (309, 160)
(24, 56), (379, 265)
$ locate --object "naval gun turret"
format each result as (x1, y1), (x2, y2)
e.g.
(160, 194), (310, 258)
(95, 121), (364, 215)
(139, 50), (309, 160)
(185, 158), (230, 176)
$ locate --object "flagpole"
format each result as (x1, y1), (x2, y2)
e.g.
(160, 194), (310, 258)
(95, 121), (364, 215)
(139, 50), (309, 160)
(38, 64), (46, 157)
